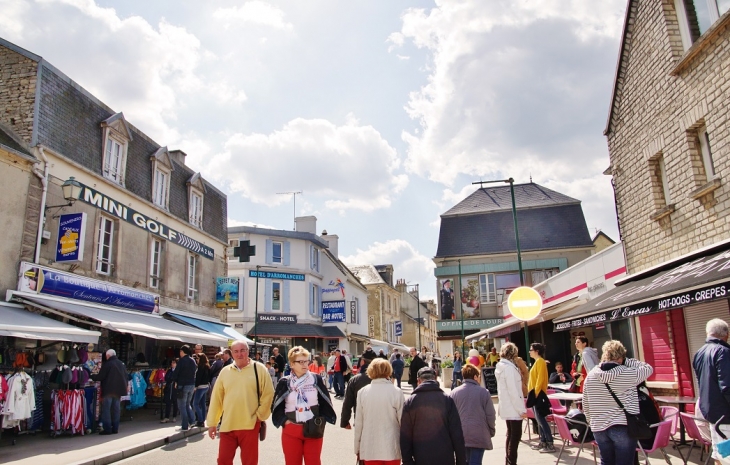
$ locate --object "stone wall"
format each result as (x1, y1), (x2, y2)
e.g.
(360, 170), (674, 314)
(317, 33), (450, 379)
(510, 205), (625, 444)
(0, 46), (36, 143)
(606, 1), (730, 274)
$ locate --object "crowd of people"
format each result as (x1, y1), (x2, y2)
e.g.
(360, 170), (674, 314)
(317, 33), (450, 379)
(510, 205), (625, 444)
(87, 317), (730, 465)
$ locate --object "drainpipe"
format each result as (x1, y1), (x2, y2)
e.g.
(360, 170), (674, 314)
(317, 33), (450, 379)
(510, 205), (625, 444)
(31, 145), (49, 264)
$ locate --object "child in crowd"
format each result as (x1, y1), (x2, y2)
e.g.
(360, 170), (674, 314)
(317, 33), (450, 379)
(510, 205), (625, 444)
(266, 361), (276, 384)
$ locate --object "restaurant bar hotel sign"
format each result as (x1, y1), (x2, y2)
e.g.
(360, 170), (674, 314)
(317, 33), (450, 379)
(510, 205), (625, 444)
(56, 212), (87, 262)
(77, 184), (214, 260)
(554, 247), (730, 331)
(18, 262), (160, 313)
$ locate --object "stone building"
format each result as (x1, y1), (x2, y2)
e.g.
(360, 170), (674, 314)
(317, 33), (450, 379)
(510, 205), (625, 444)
(0, 37), (230, 365)
(554, 1), (730, 398)
(350, 264), (402, 346)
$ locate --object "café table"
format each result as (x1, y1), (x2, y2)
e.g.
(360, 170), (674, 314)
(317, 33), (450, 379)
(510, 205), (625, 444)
(548, 392), (583, 410)
(654, 396), (697, 445)
(548, 382), (573, 392)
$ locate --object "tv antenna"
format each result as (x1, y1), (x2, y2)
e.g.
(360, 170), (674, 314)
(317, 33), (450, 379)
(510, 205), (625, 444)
(277, 191), (303, 230)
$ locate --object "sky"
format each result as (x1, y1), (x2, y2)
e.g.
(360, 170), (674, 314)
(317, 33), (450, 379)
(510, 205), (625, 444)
(1, 0), (627, 300)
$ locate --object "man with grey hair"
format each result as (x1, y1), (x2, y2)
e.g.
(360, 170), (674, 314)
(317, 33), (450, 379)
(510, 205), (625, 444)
(91, 349), (128, 434)
(693, 318), (730, 464)
(400, 366), (466, 465)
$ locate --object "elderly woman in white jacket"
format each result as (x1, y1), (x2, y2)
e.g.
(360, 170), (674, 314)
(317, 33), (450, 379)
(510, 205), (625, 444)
(354, 358), (404, 465)
(495, 342), (528, 465)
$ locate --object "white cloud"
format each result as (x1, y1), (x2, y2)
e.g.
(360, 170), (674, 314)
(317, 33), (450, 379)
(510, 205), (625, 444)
(206, 117), (408, 212)
(342, 239), (436, 300)
(213, 1), (293, 30)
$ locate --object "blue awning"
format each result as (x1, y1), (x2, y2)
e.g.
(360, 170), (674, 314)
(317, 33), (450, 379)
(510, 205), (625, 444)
(164, 311), (254, 345)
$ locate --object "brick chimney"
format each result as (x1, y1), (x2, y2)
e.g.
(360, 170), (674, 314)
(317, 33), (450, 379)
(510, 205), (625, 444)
(169, 149), (187, 166)
(295, 216), (317, 234)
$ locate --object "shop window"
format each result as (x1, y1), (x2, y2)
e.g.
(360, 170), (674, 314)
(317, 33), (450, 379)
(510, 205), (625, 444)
(675, 0), (730, 50)
(479, 274), (496, 303)
(96, 216), (114, 275)
(187, 253), (198, 301)
(272, 281), (282, 311)
(150, 239), (162, 289)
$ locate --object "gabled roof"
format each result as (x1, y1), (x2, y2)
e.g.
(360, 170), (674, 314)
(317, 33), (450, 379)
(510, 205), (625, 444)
(101, 112), (134, 141)
(349, 265), (387, 285)
(604, 0), (635, 136)
(436, 203), (593, 258)
(322, 249), (368, 292)
(443, 183), (580, 217)
(0, 125), (35, 161)
(187, 172), (207, 194)
(150, 146), (175, 171)
(592, 230), (616, 244)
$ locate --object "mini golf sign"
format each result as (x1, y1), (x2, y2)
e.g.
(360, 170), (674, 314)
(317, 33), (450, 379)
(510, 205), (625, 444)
(507, 286), (543, 321)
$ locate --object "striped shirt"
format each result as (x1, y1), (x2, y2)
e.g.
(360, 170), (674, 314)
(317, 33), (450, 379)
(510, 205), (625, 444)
(582, 358), (653, 432)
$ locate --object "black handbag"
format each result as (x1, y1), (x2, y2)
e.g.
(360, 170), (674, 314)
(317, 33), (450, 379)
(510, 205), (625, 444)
(604, 383), (652, 440)
(302, 405), (326, 439)
(253, 362), (267, 441)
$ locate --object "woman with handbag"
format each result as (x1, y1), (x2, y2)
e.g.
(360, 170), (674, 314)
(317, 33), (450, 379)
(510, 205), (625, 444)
(354, 358), (403, 465)
(528, 342), (555, 453)
(495, 343), (527, 465)
(272, 346), (337, 465)
(582, 340), (653, 465)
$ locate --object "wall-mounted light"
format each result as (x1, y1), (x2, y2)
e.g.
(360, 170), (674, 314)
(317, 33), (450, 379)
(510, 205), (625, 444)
(46, 177), (83, 213)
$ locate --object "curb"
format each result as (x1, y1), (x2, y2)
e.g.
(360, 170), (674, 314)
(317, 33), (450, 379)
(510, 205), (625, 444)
(70, 426), (206, 465)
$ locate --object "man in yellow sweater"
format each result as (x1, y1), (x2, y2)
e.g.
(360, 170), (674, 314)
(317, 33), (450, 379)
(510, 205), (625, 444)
(527, 342), (554, 453)
(207, 340), (274, 465)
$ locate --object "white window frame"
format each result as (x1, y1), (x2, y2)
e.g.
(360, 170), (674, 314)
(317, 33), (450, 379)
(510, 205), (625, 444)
(103, 136), (126, 184)
(272, 241), (283, 264)
(311, 246), (319, 271)
(150, 239), (162, 289)
(479, 273), (496, 303)
(675, 0), (729, 50)
(354, 297), (360, 324)
(187, 254), (198, 301)
(189, 191), (203, 228)
(96, 216), (114, 275)
(152, 167), (169, 209)
(272, 281), (282, 311)
(658, 156), (672, 203)
(698, 126), (715, 180)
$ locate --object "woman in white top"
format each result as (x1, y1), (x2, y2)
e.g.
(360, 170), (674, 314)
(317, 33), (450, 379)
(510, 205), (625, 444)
(495, 342), (528, 465)
(354, 358), (404, 465)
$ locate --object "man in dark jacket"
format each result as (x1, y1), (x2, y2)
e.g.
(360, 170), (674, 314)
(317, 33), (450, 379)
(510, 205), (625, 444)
(408, 347), (427, 390)
(172, 345), (197, 431)
(91, 349), (128, 434)
(693, 318), (730, 460)
(332, 349), (349, 399)
(340, 351), (375, 428)
(400, 367), (466, 465)
(272, 346), (286, 380)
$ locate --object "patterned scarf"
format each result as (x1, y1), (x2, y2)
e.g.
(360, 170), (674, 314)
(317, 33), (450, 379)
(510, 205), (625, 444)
(288, 372), (315, 423)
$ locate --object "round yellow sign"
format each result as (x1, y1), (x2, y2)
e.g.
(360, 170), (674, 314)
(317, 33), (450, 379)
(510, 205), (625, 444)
(507, 286), (543, 321)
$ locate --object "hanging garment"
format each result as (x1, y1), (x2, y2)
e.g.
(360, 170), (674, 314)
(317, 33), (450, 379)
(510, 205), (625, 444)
(1, 371), (36, 427)
(50, 390), (87, 435)
(127, 372), (147, 410)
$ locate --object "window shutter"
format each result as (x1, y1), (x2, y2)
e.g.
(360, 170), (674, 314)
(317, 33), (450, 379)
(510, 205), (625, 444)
(309, 284), (314, 315)
(317, 285), (322, 316)
(316, 249), (320, 273)
(264, 279), (272, 312)
(283, 241), (290, 266)
(265, 239), (273, 265)
(283, 281), (290, 313)
(239, 277), (244, 312)
(309, 245), (314, 270)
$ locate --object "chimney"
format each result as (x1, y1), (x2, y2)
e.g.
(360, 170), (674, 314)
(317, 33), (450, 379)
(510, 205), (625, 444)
(395, 278), (407, 293)
(169, 149), (187, 166)
(295, 216), (317, 234)
(321, 230), (339, 257)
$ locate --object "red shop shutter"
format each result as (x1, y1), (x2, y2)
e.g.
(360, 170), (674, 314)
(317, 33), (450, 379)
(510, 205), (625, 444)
(639, 312), (674, 382)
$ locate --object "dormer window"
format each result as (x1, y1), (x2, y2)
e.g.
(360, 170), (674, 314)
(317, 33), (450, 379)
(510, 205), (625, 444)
(187, 172), (206, 228)
(150, 147), (174, 210)
(100, 113), (133, 186)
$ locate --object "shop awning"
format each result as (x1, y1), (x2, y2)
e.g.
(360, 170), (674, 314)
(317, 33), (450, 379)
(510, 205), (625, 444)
(248, 322), (346, 339)
(553, 245), (730, 331)
(0, 302), (100, 344)
(13, 293), (228, 346)
(348, 333), (371, 342)
(468, 296), (590, 340)
(164, 310), (255, 345)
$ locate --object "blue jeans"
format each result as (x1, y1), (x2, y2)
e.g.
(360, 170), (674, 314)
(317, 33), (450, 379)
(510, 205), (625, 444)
(393, 372), (402, 388)
(177, 385), (195, 430)
(328, 373), (333, 389)
(101, 396), (120, 433)
(333, 372), (345, 397)
(193, 386), (209, 424)
(534, 407), (553, 444)
(453, 371), (463, 388)
(465, 447), (485, 465)
(593, 425), (636, 465)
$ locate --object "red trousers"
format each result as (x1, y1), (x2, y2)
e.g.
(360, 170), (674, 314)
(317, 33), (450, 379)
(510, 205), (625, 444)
(218, 423), (260, 465)
(281, 422), (323, 465)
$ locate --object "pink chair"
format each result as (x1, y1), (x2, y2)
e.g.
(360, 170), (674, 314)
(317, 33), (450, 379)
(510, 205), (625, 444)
(660, 406), (683, 460)
(550, 397), (568, 416)
(679, 412), (713, 465)
(552, 414), (597, 465)
(636, 419), (673, 465)
(523, 399), (537, 441)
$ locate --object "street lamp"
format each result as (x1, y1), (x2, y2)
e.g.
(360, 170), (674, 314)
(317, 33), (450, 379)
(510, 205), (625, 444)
(45, 176), (83, 213)
(472, 178), (530, 362)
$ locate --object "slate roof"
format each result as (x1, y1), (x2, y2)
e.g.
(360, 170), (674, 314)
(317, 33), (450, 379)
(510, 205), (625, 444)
(349, 265), (387, 285)
(247, 323), (346, 338)
(443, 183), (580, 217)
(436, 203), (593, 258)
(0, 125), (35, 161)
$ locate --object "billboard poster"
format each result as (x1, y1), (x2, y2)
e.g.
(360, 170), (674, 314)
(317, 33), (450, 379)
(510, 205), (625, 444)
(322, 300), (346, 322)
(459, 276), (482, 319)
(216, 277), (240, 308)
(18, 261), (160, 313)
(439, 278), (456, 320)
(56, 212), (87, 263)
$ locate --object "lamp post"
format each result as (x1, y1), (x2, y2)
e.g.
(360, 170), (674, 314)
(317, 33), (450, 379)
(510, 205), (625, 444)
(254, 264), (260, 356)
(459, 259), (465, 360)
(472, 178), (530, 361)
(45, 176), (83, 213)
